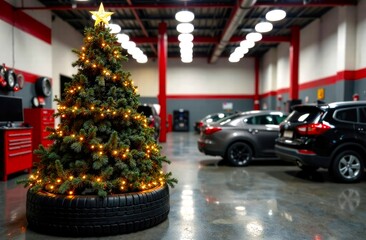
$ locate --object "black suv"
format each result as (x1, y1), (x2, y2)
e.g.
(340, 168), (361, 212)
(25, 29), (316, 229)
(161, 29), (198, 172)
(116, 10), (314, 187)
(275, 101), (366, 183)
(137, 104), (161, 141)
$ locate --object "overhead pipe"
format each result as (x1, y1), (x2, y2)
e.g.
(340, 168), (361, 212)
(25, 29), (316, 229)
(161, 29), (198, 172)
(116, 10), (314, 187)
(209, 0), (257, 64)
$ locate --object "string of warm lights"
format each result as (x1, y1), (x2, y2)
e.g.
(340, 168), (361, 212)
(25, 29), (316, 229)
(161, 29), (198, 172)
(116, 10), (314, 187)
(28, 172), (166, 195)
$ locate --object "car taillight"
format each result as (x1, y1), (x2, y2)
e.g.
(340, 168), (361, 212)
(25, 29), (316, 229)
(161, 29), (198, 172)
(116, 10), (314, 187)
(198, 121), (204, 128)
(298, 149), (316, 155)
(296, 123), (331, 136)
(149, 118), (155, 128)
(203, 126), (222, 135)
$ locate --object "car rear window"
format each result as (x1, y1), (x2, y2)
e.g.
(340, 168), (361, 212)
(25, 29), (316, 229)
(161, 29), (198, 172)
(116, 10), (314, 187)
(218, 113), (242, 126)
(286, 106), (323, 124)
(137, 106), (153, 116)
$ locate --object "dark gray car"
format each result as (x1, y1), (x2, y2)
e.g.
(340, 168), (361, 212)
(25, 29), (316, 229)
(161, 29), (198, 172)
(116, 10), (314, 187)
(197, 110), (287, 166)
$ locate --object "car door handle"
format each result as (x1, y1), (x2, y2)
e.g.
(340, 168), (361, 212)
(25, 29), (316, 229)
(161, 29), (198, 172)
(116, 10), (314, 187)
(248, 129), (258, 134)
(357, 127), (366, 133)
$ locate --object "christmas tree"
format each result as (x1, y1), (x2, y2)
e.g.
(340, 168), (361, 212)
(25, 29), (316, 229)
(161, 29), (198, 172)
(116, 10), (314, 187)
(21, 3), (176, 197)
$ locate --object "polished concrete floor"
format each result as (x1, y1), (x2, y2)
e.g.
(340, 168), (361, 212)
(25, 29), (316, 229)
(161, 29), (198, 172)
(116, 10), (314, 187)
(1, 132), (366, 240)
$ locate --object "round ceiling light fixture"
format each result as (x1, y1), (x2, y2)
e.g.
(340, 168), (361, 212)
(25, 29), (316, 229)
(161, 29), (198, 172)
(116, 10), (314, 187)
(178, 33), (194, 42)
(180, 48), (193, 55)
(229, 56), (240, 63)
(265, 9), (286, 22)
(255, 21), (273, 33)
(179, 41), (194, 49)
(136, 55), (148, 64)
(181, 57), (193, 63)
(122, 41), (136, 50)
(107, 23), (121, 34)
(116, 33), (129, 43)
(175, 10), (195, 23)
(246, 32), (262, 42)
(128, 47), (139, 55)
(240, 40), (255, 49)
(177, 23), (194, 34)
(234, 47), (249, 57)
(132, 48), (144, 58)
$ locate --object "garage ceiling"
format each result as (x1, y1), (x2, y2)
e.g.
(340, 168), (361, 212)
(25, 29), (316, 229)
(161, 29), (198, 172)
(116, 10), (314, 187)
(19, 0), (358, 63)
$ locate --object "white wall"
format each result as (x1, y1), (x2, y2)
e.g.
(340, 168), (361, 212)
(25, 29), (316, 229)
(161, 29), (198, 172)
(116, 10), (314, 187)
(167, 58), (254, 95)
(260, 48), (276, 94)
(337, 6), (356, 71)
(356, 0), (366, 69)
(0, 19), (14, 67)
(126, 58), (255, 97)
(0, 0), (52, 78)
(51, 16), (83, 111)
(299, 8), (338, 84)
(124, 60), (159, 97)
(276, 43), (290, 90)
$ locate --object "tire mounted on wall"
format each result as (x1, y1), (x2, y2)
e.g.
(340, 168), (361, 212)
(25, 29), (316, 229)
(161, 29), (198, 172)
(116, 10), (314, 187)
(26, 184), (170, 236)
(35, 77), (52, 97)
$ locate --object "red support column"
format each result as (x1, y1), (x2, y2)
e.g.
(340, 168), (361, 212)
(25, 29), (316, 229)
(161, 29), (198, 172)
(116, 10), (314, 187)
(254, 57), (260, 110)
(289, 26), (300, 100)
(158, 22), (167, 142)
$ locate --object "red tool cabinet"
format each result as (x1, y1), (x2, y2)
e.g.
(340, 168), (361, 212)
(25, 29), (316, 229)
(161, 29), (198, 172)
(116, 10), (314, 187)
(24, 108), (55, 164)
(0, 128), (33, 181)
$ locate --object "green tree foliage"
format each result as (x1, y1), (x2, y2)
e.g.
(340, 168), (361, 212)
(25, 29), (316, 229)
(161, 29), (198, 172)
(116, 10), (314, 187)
(20, 24), (177, 197)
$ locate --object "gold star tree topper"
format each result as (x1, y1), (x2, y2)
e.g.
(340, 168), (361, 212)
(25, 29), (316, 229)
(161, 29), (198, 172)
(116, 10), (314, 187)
(90, 3), (114, 26)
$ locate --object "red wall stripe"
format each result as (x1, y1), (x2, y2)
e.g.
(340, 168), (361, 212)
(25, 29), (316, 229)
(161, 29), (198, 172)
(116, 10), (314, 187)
(299, 75), (337, 90)
(2, 65), (52, 84)
(261, 67), (366, 98)
(167, 94), (253, 99)
(260, 91), (277, 98)
(0, 1), (51, 44)
(354, 68), (366, 80)
(17, 69), (50, 84)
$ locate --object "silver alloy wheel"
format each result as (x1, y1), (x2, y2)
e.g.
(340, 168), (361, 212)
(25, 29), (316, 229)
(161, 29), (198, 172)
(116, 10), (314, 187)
(338, 154), (361, 180)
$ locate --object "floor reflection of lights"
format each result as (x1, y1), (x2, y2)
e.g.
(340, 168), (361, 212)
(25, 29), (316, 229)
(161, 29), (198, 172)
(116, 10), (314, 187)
(179, 186), (196, 240)
(235, 206), (247, 216)
(180, 187), (195, 221)
(246, 221), (264, 237)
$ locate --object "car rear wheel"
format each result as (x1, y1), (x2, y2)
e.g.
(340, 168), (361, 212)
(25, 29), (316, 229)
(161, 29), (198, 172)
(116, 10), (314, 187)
(331, 150), (364, 183)
(226, 142), (253, 166)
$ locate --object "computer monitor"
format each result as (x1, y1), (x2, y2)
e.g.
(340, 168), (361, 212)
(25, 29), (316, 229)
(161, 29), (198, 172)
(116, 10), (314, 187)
(0, 95), (24, 126)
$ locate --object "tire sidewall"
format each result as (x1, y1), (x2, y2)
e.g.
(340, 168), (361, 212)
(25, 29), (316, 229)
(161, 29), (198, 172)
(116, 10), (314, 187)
(5, 69), (16, 91)
(226, 142), (253, 166)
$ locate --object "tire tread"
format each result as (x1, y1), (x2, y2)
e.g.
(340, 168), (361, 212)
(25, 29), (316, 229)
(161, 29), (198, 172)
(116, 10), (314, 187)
(26, 185), (170, 236)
